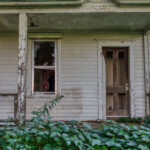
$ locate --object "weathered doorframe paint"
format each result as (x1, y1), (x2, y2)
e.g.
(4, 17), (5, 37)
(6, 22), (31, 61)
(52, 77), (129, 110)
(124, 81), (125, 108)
(144, 33), (150, 116)
(98, 40), (135, 119)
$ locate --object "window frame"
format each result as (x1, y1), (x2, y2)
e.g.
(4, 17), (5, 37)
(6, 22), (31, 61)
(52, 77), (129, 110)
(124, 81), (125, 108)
(31, 39), (58, 96)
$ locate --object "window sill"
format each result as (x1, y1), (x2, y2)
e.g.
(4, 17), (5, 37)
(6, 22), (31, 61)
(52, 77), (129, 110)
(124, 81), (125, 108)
(28, 92), (57, 99)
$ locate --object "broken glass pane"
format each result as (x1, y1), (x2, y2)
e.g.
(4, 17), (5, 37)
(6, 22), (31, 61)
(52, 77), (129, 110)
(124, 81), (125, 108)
(34, 41), (55, 66)
(34, 69), (55, 92)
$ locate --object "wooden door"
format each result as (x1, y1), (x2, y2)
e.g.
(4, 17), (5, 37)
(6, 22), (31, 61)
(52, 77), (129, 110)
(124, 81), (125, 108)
(103, 47), (129, 117)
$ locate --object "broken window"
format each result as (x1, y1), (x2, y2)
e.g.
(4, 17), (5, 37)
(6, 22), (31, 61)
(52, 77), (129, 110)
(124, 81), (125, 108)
(33, 41), (56, 93)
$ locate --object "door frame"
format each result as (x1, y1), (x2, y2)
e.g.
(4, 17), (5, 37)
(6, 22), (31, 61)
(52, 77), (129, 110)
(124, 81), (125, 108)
(98, 40), (135, 120)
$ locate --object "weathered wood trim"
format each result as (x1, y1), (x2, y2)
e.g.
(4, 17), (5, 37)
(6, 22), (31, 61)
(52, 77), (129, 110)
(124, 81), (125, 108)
(98, 41), (106, 120)
(97, 39), (101, 120)
(17, 13), (27, 122)
(57, 39), (62, 95)
(26, 38), (61, 98)
(113, 0), (150, 6)
(144, 33), (150, 115)
(102, 47), (106, 120)
(0, 7), (150, 14)
(28, 33), (62, 39)
(98, 40), (135, 118)
(0, 0), (85, 8)
(103, 48), (129, 116)
(128, 42), (135, 118)
(34, 66), (55, 69)
(0, 0), (79, 1)
(26, 39), (32, 97)
(31, 39), (57, 96)
(55, 39), (58, 95)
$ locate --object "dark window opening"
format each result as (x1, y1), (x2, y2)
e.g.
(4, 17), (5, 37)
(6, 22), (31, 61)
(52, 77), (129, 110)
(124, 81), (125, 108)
(34, 69), (55, 92)
(34, 41), (55, 66)
(33, 41), (56, 93)
(106, 51), (113, 58)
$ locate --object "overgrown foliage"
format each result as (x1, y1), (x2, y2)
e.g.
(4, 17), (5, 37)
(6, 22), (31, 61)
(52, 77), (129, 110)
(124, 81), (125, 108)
(1, 96), (150, 150)
(144, 115), (150, 126)
(116, 117), (143, 124)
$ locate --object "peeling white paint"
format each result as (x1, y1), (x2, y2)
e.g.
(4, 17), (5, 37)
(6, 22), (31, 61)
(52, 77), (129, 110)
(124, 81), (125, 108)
(17, 13), (27, 122)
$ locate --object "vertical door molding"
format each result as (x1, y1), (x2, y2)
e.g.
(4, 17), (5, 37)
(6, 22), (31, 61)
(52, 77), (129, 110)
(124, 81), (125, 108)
(98, 40), (135, 119)
(129, 42), (136, 117)
(26, 39), (32, 97)
(98, 42), (106, 120)
(144, 33), (150, 116)
(57, 39), (62, 95)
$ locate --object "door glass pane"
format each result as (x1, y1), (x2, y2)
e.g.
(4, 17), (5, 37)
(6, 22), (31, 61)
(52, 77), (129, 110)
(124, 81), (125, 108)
(34, 41), (55, 66)
(118, 51), (126, 86)
(34, 69), (55, 92)
(106, 94), (114, 111)
(106, 51), (113, 86)
(118, 94), (126, 110)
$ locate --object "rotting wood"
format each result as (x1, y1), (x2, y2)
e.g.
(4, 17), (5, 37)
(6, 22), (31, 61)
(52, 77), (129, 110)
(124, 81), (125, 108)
(17, 13), (27, 123)
(103, 47), (129, 117)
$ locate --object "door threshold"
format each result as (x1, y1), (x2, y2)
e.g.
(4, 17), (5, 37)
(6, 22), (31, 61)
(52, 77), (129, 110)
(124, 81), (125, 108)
(107, 115), (129, 118)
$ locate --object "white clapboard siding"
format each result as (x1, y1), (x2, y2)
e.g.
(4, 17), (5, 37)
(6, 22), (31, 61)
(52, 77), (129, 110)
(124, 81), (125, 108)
(0, 33), (145, 120)
(0, 34), (18, 120)
(0, 96), (14, 119)
(0, 35), (18, 93)
(25, 33), (146, 120)
(26, 34), (98, 121)
(58, 35), (98, 120)
(133, 37), (145, 117)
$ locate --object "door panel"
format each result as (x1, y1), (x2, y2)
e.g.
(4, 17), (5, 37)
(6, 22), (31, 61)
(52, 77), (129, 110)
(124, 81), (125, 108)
(106, 51), (113, 87)
(103, 47), (129, 117)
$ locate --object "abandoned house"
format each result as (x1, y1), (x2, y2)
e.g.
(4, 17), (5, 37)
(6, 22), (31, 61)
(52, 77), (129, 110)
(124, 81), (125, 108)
(1, 0), (150, 123)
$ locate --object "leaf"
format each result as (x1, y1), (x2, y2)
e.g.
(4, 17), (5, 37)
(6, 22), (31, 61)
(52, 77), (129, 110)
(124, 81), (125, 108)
(36, 137), (42, 144)
(91, 139), (101, 146)
(142, 137), (150, 142)
(127, 141), (137, 147)
(100, 146), (108, 150)
(138, 144), (149, 150)
(5, 146), (13, 150)
(132, 132), (138, 138)
(50, 132), (58, 138)
(110, 147), (119, 150)
(106, 141), (121, 148)
(66, 140), (71, 146)
(43, 144), (52, 150)
(82, 123), (92, 130)
(124, 133), (130, 139)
